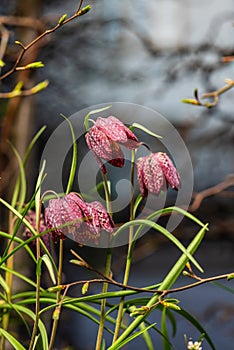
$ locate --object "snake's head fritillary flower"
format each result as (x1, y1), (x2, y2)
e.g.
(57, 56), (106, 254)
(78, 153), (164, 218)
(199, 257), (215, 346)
(85, 116), (139, 173)
(44, 192), (114, 245)
(137, 152), (180, 197)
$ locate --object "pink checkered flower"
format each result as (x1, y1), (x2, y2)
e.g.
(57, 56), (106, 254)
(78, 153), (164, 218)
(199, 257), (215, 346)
(137, 152), (180, 197)
(85, 116), (139, 173)
(44, 192), (114, 245)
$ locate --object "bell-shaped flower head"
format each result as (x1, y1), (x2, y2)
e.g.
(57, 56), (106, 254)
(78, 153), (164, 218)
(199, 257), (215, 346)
(44, 192), (114, 245)
(85, 116), (139, 173)
(137, 152), (180, 197)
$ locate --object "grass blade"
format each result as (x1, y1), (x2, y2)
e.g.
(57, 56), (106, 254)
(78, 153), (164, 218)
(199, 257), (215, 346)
(0, 328), (26, 350)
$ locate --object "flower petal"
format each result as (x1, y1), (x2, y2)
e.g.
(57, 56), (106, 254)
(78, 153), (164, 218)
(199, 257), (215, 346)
(96, 116), (139, 149)
(136, 157), (148, 197)
(155, 152), (180, 190)
(143, 154), (164, 195)
(87, 201), (114, 233)
(86, 125), (124, 169)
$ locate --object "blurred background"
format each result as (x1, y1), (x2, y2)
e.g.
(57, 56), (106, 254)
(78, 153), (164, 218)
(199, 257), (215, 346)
(0, 0), (234, 349)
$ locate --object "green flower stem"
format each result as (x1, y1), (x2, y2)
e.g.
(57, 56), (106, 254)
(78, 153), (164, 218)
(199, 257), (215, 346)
(112, 150), (136, 342)
(95, 173), (113, 350)
(1, 212), (15, 350)
(29, 201), (43, 350)
(102, 172), (112, 215)
(95, 248), (112, 350)
(108, 224), (207, 350)
(48, 238), (64, 350)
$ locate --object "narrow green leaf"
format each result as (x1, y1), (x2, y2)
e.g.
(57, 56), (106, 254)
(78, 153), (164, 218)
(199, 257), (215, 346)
(0, 265), (38, 289)
(0, 328), (26, 350)
(146, 206), (206, 230)
(0, 230), (36, 263)
(133, 194), (143, 218)
(0, 207), (55, 271)
(41, 254), (56, 285)
(139, 322), (154, 350)
(161, 307), (170, 350)
(213, 281), (234, 294)
(60, 114), (77, 194)
(23, 126), (46, 166)
(108, 225), (207, 350)
(32, 334), (40, 350)
(10, 143), (26, 211)
(84, 105), (112, 131)
(36, 257), (43, 277)
(12, 305), (49, 350)
(111, 323), (156, 350)
(35, 160), (46, 229)
(132, 122), (162, 139)
(128, 205), (206, 261)
(114, 219), (204, 272)
(101, 339), (106, 350)
(0, 274), (9, 293)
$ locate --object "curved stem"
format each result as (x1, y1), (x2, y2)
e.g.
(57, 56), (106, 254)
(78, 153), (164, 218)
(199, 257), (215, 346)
(95, 173), (113, 350)
(0, 212), (15, 350)
(112, 150), (136, 342)
(29, 201), (43, 350)
(95, 248), (112, 350)
(48, 238), (64, 350)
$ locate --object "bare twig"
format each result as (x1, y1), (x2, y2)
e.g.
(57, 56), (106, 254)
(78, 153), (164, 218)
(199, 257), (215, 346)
(189, 174), (234, 212)
(66, 250), (234, 301)
(182, 79), (234, 108)
(0, 3), (91, 81)
(56, 269), (234, 301)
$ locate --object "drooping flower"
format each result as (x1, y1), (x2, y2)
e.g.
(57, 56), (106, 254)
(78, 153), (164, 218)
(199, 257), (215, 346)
(44, 192), (114, 245)
(23, 209), (51, 253)
(136, 152), (180, 197)
(85, 116), (139, 173)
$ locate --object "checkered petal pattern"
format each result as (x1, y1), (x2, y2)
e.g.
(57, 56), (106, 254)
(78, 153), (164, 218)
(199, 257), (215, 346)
(86, 116), (139, 172)
(44, 192), (114, 245)
(137, 152), (180, 197)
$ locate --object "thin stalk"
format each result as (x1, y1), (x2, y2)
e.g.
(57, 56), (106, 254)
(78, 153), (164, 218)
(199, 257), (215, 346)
(1, 212), (15, 350)
(29, 207), (42, 350)
(95, 173), (112, 350)
(95, 248), (112, 350)
(112, 150), (136, 342)
(48, 238), (64, 350)
(28, 199), (45, 350)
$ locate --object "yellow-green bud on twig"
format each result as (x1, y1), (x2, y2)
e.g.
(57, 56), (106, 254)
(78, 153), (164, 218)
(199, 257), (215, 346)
(82, 282), (89, 295)
(47, 285), (64, 292)
(52, 306), (61, 320)
(0, 59), (5, 67)
(58, 14), (67, 25)
(30, 80), (49, 94)
(25, 61), (44, 69)
(77, 5), (91, 16)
